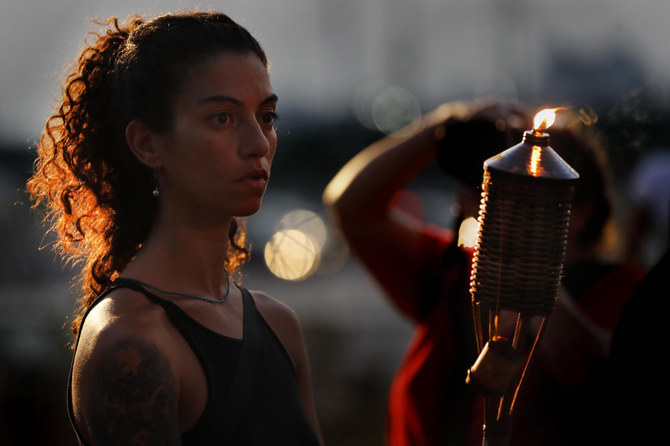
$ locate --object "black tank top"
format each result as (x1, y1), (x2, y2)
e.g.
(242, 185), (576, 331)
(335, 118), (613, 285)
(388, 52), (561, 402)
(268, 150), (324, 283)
(67, 279), (320, 445)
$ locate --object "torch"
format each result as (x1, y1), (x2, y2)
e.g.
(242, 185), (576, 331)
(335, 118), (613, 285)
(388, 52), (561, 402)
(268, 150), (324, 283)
(465, 109), (579, 446)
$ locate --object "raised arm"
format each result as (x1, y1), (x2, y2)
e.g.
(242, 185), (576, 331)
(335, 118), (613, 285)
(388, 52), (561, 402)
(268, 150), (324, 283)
(323, 101), (529, 320)
(323, 103), (474, 319)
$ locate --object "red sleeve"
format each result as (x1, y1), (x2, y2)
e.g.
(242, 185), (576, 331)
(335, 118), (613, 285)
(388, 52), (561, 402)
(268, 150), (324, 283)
(364, 222), (463, 322)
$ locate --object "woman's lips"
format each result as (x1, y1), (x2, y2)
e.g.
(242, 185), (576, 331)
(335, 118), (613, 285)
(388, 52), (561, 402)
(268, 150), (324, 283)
(237, 168), (269, 191)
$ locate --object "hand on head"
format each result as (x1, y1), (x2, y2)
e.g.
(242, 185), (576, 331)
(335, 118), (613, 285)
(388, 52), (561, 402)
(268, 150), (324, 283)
(434, 101), (531, 190)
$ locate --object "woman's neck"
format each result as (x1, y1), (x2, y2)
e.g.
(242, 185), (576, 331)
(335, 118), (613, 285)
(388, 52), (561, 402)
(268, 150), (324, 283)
(123, 207), (233, 299)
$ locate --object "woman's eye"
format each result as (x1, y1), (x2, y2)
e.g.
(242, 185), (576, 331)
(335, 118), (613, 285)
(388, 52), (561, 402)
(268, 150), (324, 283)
(212, 112), (231, 125)
(262, 111), (278, 126)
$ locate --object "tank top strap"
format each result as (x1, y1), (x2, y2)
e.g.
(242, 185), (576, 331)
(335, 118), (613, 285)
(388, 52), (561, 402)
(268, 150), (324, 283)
(111, 277), (179, 308)
(109, 277), (251, 347)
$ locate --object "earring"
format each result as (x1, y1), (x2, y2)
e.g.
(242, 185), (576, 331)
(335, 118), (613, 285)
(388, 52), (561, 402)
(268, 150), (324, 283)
(151, 171), (159, 198)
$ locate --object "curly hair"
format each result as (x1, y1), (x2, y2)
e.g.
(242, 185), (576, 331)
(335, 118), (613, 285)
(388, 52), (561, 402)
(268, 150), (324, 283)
(26, 12), (268, 343)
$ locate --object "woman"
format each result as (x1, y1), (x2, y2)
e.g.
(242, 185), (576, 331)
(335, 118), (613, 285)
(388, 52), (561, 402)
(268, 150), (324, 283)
(28, 12), (322, 445)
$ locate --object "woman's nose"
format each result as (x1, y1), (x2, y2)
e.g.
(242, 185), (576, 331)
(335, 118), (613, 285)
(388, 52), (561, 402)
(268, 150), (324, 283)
(239, 118), (272, 158)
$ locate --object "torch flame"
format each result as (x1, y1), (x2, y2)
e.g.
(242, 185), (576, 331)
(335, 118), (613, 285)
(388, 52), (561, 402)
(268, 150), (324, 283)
(532, 108), (559, 132)
(528, 108), (564, 176)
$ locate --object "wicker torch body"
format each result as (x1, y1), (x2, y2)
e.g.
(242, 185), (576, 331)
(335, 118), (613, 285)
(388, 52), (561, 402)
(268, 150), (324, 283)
(467, 130), (579, 446)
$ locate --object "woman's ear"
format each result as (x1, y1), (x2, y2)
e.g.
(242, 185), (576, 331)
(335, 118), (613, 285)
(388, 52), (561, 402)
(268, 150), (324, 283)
(125, 119), (162, 168)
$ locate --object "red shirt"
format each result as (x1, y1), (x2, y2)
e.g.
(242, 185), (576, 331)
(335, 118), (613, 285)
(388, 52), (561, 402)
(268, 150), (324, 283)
(368, 224), (483, 446)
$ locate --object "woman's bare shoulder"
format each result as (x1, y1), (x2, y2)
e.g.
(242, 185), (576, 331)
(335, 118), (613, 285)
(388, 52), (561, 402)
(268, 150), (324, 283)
(248, 289), (300, 329)
(247, 289), (305, 363)
(77, 287), (169, 347)
(73, 287), (178, 387)
(72, 287), (181, 444)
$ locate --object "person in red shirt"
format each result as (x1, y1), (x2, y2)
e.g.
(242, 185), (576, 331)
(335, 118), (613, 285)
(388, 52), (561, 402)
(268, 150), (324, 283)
(324, 102), (528, 445)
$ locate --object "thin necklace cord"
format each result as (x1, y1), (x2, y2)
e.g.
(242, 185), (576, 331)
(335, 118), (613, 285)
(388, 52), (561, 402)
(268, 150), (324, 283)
(116, 269), (231, 304)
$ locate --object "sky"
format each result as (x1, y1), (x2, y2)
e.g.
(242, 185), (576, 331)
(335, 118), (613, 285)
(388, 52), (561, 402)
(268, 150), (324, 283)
(1, 0), (669, 146)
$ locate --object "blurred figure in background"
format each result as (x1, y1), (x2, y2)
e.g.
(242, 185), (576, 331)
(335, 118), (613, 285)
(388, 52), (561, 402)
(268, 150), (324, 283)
(324, 101), (527, 446)
(324, 101), (645, 445)
(622, 148), (670, 269)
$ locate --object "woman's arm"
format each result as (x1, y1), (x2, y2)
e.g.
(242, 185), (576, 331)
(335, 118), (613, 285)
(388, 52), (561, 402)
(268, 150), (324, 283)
(72, 320), (181, 445)
(72, 300), (182, 446)
(86, 336), (182, 445)
(323, 102), (529, 320)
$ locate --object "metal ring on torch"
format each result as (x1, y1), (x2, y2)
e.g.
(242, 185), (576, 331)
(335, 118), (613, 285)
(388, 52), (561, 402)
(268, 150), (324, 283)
(466, 340), (524, 397)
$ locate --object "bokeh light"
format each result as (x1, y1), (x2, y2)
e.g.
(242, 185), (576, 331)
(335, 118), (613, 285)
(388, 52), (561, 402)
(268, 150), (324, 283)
(314, 226), (350, 275)
(353, 79), (392, 130)
(353, 80), (422, 137)
(277, 209), (328, 248)
(264, 209), (351, 280)
(264, 229), (321, 281)
(371, 85), (422, 137)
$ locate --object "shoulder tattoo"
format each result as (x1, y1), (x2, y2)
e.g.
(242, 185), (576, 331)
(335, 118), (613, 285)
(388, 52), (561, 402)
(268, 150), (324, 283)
(87, 338), (181, 445)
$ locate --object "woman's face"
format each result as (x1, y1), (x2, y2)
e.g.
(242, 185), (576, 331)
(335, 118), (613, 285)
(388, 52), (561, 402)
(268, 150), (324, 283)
(154, 51), (277, 221)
